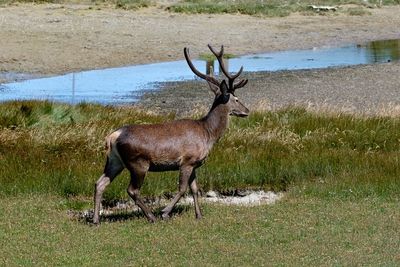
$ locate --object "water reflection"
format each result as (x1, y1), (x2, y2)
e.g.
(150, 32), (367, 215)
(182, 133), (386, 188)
(365, 39), (400, 62)
(206, 60), (214, 75)
(205, 58), (229, 75)
(1, 39), (400, 105)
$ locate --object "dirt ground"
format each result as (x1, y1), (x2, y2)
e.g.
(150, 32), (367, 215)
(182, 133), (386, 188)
(1, 3), (400, 114)
(1, 3), (400, 76)
(138, 63), (400, 116)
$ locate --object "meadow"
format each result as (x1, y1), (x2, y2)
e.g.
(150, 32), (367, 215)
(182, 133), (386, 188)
(0, 100), (399, 265)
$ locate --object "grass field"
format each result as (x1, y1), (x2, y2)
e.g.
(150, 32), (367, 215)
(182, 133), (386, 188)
(0, 193), (399, 265)
(0, 100), (399, 265)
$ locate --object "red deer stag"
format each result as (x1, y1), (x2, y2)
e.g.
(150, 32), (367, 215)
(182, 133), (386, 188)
(93, 45), (249, 224)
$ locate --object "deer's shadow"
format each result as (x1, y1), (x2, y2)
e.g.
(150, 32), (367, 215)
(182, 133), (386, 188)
(83, 204), (192, 225)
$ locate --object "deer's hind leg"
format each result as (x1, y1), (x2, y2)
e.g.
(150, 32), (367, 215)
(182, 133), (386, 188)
(190, 177), (202, 219)
(93, 156), (124, 224)
(126, 160), (156, 223)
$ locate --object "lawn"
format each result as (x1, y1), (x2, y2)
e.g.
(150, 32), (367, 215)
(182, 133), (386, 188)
(0, 192), (398, 265)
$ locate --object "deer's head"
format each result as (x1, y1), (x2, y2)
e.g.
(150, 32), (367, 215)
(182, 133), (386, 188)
(184, 45), (249, 118)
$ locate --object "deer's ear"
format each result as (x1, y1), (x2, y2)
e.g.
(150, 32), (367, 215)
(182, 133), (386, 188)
(207, 81), (220, 95)
(219, 80), (229, 96)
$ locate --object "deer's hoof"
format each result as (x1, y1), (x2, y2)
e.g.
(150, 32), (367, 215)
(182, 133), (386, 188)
(161, 213), (170, 220)
(147, 215), (157, 223)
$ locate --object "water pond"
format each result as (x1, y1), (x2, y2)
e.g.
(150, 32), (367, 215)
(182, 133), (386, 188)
(0, 39), (399, 105)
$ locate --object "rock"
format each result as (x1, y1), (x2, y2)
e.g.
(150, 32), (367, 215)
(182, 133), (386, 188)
(206, 190), (218, 198)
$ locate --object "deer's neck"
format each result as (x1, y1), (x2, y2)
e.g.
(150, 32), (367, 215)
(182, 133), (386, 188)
(201, 104), (230, 143)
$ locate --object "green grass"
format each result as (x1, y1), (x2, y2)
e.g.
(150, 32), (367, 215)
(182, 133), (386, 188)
(347, 6), (371, 15)
(168, 0), (295, 17)
(1, 100), (399, 265)
(114, 0), (152, 10)
(0, 192), (398, 265)
(1, 101), (400, 200)
(168, 0), (400, 17)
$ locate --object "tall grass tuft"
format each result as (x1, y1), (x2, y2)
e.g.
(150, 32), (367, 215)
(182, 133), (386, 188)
(1, 101), (400, 201)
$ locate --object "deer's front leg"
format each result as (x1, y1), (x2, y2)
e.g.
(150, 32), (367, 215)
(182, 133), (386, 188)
(162, 166), (194, 219)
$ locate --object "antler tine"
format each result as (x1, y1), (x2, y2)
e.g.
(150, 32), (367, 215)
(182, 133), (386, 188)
(207, 44), (224, 58)
(231, 66), (243, 79)
(208, 44), (230, 79)
(233, 79), (248, 90)
(184, 47), (219, 86)
(208, 44), (244, 91)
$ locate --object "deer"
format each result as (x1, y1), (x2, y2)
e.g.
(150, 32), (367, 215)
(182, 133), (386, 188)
(93, 45), (249, 224)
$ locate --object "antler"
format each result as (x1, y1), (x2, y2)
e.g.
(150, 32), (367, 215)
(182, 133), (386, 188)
(233, 78), (248, 90)
(207, 44), (248, 94)
(184, 47), (220, 87)
(184, 45), (248, 95)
